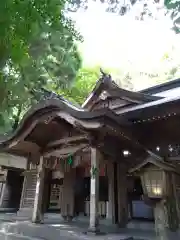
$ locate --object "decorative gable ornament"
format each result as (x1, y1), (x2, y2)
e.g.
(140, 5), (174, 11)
(99, 91), (109, 100)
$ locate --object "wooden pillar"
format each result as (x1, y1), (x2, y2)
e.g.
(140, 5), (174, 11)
(0, 170), (9, 209)
(0, 183), (7, 207)
(106, 161), (115, 223)
(117, 163), (128, 228)
(61, 167), (76, 221)
(88, 147), (100, 234)
(154, 172), (180, 240)
(32, 156), (45, 223)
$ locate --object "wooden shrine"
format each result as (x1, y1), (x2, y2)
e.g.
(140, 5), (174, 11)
(0, 73), (180, 238)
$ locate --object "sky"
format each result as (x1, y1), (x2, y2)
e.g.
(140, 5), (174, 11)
(70, 1), (180, 90)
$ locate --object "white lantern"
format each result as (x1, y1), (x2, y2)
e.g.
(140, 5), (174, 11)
(129, 154), (180, 200)
(140, 165), (165, 199)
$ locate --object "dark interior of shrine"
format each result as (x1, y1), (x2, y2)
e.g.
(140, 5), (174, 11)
(0, 170), (24, 211)
(47, 171), (154, 220)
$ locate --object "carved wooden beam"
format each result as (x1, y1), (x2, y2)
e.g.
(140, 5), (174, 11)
(46, 135), (89, 148)
(43, 143), (88, 157)
(56, 112), (103, 129)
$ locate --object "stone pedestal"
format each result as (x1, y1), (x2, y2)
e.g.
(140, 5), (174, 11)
(154, 199), (180, 240)
(61, 167), (76, 221)
(117, 163), (128, 228)
(153, 172), (180, 240)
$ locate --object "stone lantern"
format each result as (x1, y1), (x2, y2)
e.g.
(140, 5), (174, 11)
(129, 153), (180, 240)
(140, 164), (166, 200)
(129, 154), (179, 201)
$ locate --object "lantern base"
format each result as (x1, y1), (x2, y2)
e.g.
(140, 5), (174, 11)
(142, 195), (161, 206)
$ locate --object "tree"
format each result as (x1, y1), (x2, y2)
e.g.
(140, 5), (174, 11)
(164, 0), (180, 33)
(68, 0), (166, 20)
(0, 0), (82, 132)
(0, 0), (81, 67)
(48, 67), (99, 105)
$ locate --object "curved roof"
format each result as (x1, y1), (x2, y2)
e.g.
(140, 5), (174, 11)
(0, 97), (127, 151)
(1, 72), (174, 157)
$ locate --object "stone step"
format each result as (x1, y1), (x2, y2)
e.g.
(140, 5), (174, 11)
(0, 222), (80, 240)
(0, 231), (43, 240)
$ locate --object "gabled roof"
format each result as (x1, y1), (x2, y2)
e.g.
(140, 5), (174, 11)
(1, 71), (180, 159)
(82, 71), (162, 110)
(129, 152), (180, 174)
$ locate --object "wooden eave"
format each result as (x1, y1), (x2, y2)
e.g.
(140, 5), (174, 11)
(116, 94), (180, 118)
(106, 87), (162, 103)
(140, 77), (180, 95)
(109, 96), (180, 153)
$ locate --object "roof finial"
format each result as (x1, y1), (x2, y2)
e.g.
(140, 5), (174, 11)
(100, 68), (106, 77)
(100, 68), (112, 81)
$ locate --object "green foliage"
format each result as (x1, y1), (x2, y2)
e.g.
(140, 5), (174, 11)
(51, 67), (100, 105)
(0, 0), (82, 133)
(0, 0), (81, 65)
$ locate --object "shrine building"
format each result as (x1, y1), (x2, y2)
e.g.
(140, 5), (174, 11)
(0, 74), (180, 238)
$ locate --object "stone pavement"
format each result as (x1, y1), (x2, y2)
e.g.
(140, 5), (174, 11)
(0, 213), (155, 240)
